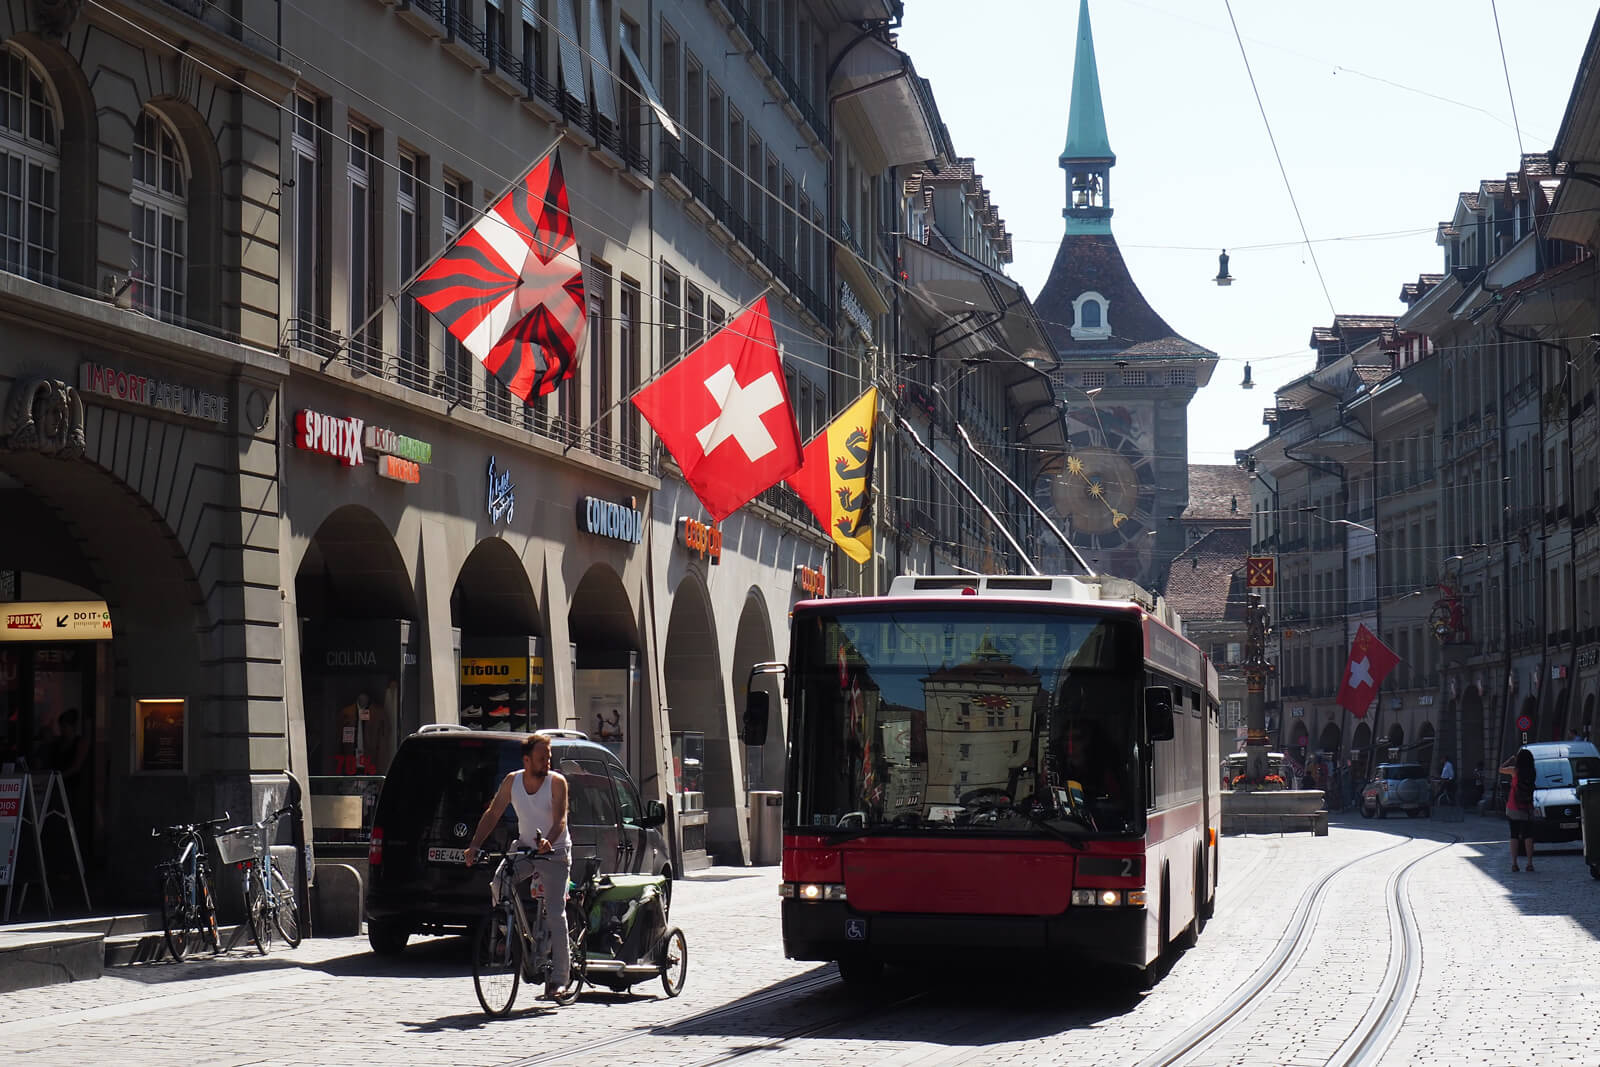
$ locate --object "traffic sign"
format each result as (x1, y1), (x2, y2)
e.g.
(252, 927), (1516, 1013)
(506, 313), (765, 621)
(1516, 714), (1532, 732)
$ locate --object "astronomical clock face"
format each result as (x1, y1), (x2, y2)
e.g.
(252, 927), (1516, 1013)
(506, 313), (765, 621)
(1035, 406), (1159, 557)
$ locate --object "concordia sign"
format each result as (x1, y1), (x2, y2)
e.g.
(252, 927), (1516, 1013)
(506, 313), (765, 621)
(579, 496), (643, 544)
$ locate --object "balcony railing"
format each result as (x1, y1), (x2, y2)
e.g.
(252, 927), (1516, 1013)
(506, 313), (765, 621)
(661, 143), (829, 326)
(281, 319), (652, 475)
(159, 0), (277, 55)
(712, 0), (829, 142)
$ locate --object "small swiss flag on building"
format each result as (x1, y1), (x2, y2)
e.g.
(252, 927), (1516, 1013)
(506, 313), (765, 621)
(1337, 624), (1400, 719)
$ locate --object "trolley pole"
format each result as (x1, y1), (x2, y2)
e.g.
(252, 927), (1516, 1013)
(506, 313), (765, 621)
(1243, 592), (1274, 782)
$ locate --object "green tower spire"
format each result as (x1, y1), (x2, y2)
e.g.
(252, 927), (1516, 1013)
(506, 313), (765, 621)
(1060, 0), (1115, 233)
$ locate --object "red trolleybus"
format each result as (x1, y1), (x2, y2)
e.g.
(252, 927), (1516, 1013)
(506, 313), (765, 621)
(752, 573), (1220, 984)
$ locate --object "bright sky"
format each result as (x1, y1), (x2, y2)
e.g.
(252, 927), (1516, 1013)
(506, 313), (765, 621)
(897, 0), (1598, 467)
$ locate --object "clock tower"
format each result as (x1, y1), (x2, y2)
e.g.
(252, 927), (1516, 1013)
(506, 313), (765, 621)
(1031, 0), (1218, 591)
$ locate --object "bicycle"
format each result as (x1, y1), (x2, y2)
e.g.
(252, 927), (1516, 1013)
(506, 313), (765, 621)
(152, 814), (231, 960)
(469, 834), (585, 1016)
(217, 807), (302, 954)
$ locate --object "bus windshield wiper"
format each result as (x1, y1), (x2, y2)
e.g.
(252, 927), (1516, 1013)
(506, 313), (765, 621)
(1013, 805), (1089, 850)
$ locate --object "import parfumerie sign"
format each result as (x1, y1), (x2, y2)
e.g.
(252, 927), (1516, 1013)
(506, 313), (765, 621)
(79, 362), (229, 425)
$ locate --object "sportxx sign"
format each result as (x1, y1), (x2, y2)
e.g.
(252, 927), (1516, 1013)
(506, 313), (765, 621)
(295, 410), (364, 466)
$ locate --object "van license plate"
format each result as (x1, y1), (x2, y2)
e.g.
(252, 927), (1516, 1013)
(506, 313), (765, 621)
(427, 848), (466, 864)
(1561, 822), (1579, 830)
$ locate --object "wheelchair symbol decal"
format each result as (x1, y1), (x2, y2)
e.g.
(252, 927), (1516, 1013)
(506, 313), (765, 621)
(844, 918), (868, 941)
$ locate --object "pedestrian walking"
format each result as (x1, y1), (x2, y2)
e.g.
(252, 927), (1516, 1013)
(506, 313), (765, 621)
(1438, 757), (1455, 805)
(1505, 748), (1536, 873)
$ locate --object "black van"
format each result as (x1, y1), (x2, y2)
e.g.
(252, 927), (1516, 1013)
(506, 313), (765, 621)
(365, 726), (670, 954)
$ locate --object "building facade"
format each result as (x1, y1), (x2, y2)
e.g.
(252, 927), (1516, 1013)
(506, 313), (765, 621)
(0, 0), (1072, 913)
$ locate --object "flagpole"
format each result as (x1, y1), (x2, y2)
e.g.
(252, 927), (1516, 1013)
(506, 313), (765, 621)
(337, 130), (568, 367)
(894, 414), (1040, 576)
(562, 282), (775, 456)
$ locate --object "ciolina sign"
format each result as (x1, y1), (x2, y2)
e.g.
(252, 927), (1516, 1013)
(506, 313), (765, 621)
(79, 361), (229, 425)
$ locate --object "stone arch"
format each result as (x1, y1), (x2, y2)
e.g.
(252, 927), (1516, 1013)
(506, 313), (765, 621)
(1287, 718), (1309, 763)
(663, 573), (735, 858)
(1, 425), (211, 895)
(1584, 692), (1595, 734)
(567, 562), (647, 775)
(1386, 721), (1405, 755)
(730, 586), (779, 792)
(141, 96), (225, 330)
(295, 505), (417, 777)
(1459, 685), (1485, 780)
(1316, 721), (1341, 755)
(2, 32), (95, 288)
(1417, 721), (1436, 774)
(453, 537), (542, 731)
(1549, 687), (1570, 742)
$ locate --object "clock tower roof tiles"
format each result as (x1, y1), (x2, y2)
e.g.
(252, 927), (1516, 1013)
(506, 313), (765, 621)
(1034, 233), (1215, 360)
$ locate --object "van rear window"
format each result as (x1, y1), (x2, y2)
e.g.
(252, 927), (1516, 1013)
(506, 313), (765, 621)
(376, 740), (522, 834)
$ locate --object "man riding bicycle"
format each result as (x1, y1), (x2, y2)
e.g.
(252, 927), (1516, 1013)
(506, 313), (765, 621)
(464, 732), (572, 999)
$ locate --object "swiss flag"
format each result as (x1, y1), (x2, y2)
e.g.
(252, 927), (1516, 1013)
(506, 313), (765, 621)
(632, 298), (803, 521)
(1337, 624), (1400, 719)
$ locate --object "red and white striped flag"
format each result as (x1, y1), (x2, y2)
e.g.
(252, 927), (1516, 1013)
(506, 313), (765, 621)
(410, 150), (586, 403)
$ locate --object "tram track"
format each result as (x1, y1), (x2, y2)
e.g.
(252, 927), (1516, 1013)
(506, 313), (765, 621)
(1139, 831), (1457, 1067)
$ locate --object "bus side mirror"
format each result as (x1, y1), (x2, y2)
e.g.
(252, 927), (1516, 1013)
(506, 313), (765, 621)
(1145, 687), (1175, 742)
(743, 691), (771, 746)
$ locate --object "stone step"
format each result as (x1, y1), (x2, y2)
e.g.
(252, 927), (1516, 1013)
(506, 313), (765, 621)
(0, 929), (104, 993)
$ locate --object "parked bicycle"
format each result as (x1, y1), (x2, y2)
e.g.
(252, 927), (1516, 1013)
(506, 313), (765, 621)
(469, 834), (585, 1016)
(217, 807), (302, 954)
(153, 814), (231, 960)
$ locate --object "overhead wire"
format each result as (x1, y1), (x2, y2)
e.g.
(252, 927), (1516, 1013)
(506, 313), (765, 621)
(74, 0), (1592, 518)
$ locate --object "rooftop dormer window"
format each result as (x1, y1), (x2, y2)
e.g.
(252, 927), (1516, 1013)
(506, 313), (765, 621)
(1070, 290), (1111, 340)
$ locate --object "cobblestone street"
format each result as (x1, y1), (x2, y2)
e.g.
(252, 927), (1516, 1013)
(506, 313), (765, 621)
(4, 813), (1600, 1065)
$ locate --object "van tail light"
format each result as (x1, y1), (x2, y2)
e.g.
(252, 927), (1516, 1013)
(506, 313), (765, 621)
(369, 826), (383, 867)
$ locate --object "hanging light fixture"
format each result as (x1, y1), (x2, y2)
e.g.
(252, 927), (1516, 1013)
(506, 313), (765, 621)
(1215, 249), (1234, 286)
(1241, 362), (1255, 390)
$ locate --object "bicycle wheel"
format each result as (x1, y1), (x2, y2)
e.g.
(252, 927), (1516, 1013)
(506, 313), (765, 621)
(658, 927), (687, 997)
(269, 867), (302, 947)
(197, 863), (222, 954)
(472, 906), (522, 1016)
(242, 866), (268, 955)
(159, 867), (192, 961)
(563, 899), (590, 991)
(549, 905), (584, 1006)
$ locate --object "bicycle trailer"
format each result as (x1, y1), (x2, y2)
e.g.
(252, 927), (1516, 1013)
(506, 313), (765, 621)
(576, 874), (674, 988)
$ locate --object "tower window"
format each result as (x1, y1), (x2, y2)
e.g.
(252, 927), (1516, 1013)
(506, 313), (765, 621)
(1080, 300), (1100, 328)
(1070, 290), (1111, 340)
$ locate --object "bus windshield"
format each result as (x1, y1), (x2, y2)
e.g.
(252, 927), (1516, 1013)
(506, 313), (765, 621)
(789, 608), (1144, 837)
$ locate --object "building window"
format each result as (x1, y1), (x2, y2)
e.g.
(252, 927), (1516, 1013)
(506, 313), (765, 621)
(619, 278), (641, 465)
(441, 175), (474, 406)
(661, 265), (681, 365)
(397, 150), (427, 389)
(129, 111), (188, 324)
(588, 263), (612, 457)
(1070, 291), (1111, 341)
(1081, 370), (1106, 390)
(0, 48), (59, 285)
(684, 282), (705, 352)
(348, 123), (379, 371)
(1122, 368), (1145, 386)
(290, 93), (326, 349)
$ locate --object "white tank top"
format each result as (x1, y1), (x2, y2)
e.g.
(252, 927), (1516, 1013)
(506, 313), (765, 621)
(508, 771), (571, 850)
